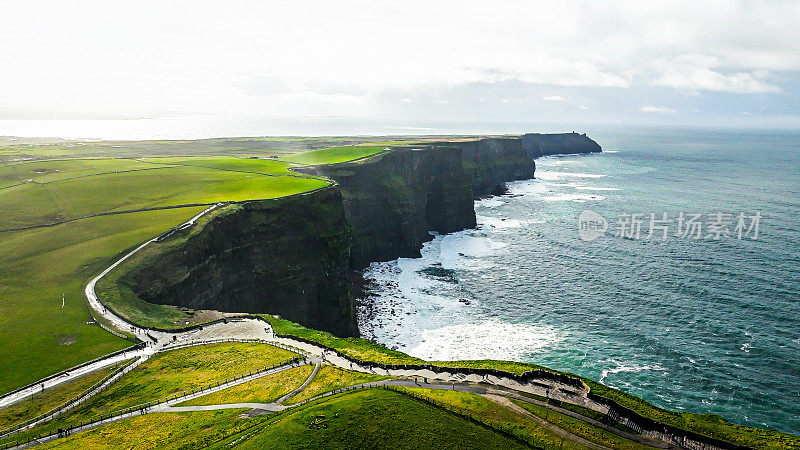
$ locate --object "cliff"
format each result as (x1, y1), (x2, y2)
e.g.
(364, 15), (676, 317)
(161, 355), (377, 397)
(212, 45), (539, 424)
(446, 137), (537, 197)
(131, 187), (358, 336)
(521, 132), (602, 157)
(121, 132), (600, 337)
(300, 146), (477, 269)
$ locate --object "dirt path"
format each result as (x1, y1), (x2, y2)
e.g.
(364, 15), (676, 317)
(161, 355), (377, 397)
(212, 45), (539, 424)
(275, 362), (321, 405)
(484, 394), (612, 450)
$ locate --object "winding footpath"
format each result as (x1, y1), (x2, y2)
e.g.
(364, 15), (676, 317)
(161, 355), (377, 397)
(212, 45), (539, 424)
(0, 202), (692, 450)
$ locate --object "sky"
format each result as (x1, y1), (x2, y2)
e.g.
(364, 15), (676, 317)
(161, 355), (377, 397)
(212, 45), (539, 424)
(1, 0), (799, 138)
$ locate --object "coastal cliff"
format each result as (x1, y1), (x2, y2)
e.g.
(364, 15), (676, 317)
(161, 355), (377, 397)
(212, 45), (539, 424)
(300, 146), (476, 269)
(131, 187), (358, 336)
(521, 132), (602, 157)
(124, 133), (600, 336)
(449, 137), (537, 197)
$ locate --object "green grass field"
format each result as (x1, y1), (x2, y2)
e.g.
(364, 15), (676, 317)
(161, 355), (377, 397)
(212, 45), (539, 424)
(38, 409), (260, 450)
(178, 365), (315, 407)
(282, 146), (388, 165)
(0, 164), (327, 230)
(393, 387), (587, 449)
(0, 158), (170, 189)
(284, 365), (389, 405)
(0, 207), (207, 395)
(0, 149), (330, 393)
(0, 343), (297, 445)
(140, 156), (300, 176)
(511, 399), (648, 449)
(83, 343), (298, 412)
(215, 389), (528, 449)
(36, 389), (529, 449)
(0, 363), (123, 432)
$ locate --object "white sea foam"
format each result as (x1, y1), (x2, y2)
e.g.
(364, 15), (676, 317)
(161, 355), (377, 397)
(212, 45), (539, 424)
(407, 320), (562, 361)
(476, 198), (505, 208)
(598, 359), (667, 385)
(535, 171), (607, 181)
(477, 215), (524, 229)
(542, 193), (606, 202)
(506, 179), (548, 195)
(574, 186), (620, 191)
(359, 231), (509, 349)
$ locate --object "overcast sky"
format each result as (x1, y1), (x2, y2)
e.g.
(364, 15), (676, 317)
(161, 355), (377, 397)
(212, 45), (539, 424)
(2, 0), (799, 136)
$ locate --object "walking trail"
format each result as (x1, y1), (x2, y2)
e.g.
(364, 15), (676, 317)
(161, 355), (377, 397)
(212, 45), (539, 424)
(1, 203), (681, 450)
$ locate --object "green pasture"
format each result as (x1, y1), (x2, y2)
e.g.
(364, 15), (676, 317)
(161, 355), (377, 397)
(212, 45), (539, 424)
(1, 343), (297, 445)
(0, 164), (327, 230)
(0, 158), (171, 189)
(179, 365), (315, 407)
(393, 387), (585, 449)
(139, 156), (300, 175)
(0, 207), (206, 395)
(282, 145), (388, 165)
(216, 389), (528, 449)
(38, 409), (257, 449)
(283, 365), (389, 405)
(0, 136), (413, 162)
(0, 363), (122, 431)
(37, 389), (528, 449)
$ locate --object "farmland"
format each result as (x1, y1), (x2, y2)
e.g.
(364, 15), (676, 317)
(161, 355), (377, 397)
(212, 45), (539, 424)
(0, 141), (340, 394)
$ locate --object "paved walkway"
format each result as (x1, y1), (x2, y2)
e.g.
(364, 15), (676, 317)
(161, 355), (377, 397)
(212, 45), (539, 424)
(0, 202), (685, 450)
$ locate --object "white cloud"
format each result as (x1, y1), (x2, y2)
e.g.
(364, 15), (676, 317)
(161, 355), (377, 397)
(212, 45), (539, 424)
(579, 105), (590, 110)
(653, 68), (780, 93)
(0, 0), (797, 123)
(640, 106), (677, 113)
(543, 95), (567, 102)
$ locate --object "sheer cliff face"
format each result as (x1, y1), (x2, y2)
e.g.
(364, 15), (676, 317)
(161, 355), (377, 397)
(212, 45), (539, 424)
(307, 146), (477, 269)
(453, 137), (537, 197)
(129, 133), (601, 337)
(521, 132), (602, 157)
(132, 187), (358, 336)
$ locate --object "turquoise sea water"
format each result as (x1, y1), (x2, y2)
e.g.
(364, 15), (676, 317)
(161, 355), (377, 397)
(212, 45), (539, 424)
(359, 127), (800, 435)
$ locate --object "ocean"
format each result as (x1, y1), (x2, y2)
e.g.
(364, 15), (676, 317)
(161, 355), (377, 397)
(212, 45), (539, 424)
(358, 127), (800, 435)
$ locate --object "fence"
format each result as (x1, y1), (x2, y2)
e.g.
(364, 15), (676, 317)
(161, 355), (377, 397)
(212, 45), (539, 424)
(0, 343), (144, 406)
(272, 330), (584, 390)
(590, 396), (745, 450)
(0, 359), (139, 439)
(159, 337), (310, 358)
(1, 357), (306, 450)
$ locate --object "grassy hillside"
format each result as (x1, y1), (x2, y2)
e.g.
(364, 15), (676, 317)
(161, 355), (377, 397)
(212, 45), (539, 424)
(282, 145), (388, 165)
(0, 343), (299, 445)
(0, 208), (204, 394)
(35, 390), (529, 450)
(0, 164), (326, 230)
(265, 315), (800, 449)
(0, 148), (333, 393)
